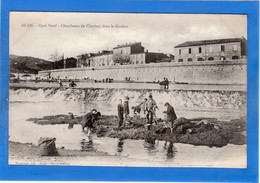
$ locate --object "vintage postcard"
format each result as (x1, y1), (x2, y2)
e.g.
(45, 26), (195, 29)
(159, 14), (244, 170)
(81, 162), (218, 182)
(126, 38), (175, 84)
(8, 12), (247, 168)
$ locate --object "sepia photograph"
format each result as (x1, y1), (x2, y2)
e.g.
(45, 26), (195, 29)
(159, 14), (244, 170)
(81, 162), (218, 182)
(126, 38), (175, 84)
(9, 12), (247, 168)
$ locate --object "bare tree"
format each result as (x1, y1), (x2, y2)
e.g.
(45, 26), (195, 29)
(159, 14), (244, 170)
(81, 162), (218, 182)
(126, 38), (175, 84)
(49, 50), (62, 62)
(112, 53), (130, 64)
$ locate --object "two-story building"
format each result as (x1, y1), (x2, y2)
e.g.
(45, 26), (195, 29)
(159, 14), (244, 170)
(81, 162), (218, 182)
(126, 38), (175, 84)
(174, 37), (247, 62)
(77, 42), (171, 67)
(113, 42), (170, 65)
(88, 51), (113, 67)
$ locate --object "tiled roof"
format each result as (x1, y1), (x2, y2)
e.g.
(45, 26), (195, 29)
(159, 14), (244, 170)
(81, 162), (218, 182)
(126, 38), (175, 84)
(175, 38), (245, 48)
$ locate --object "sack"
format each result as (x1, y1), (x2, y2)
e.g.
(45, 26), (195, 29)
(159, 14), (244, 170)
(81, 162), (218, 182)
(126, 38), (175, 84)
(38, 137), (59, 156)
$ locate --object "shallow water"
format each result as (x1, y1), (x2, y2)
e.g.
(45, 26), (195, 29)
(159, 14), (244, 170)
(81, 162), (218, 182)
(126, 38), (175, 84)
(9, 87), (247, 121)
(9, 101), (247, 167)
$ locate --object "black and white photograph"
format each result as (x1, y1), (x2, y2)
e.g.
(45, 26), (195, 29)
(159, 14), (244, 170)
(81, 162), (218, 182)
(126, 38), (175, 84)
(9, 12), (247, 167)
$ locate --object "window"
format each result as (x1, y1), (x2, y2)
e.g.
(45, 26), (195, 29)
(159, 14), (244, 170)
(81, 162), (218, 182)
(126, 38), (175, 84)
(178, 59), (183, 62)
(198, 57), (204, 61)
(179, 49), (181, 55)
(232, 56), (239, 60)
(188, 48), (191, 54)
(209, 47), (213, 53)
(221, 45), (225, 52)
(187, 58), (192, 61)
(208, 57), (214, 61)
(220, 56), (226, 60)
(199, 47), (202, 53)
(233, 45), (238, 51)
(121, 50), (123, 54)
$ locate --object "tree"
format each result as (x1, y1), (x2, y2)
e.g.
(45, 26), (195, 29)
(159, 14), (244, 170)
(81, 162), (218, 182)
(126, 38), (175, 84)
(112, 53), (130, 64)
(49, 50), (63, 69)
(49, 50), (62, 62)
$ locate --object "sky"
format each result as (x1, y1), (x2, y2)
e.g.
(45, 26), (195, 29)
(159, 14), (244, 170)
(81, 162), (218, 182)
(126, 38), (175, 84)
(10, 12), (247, 61)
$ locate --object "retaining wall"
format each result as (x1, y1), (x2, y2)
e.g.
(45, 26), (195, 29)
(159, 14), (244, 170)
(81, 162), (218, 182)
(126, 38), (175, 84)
(38, 60), (247, 85)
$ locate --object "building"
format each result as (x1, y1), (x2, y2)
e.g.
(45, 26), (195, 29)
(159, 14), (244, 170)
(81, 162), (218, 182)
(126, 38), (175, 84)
(76, 53), (91, 68)
(76, 42), (171, 67)
(88, 51), (113, 67)
(174, 37), (247, 62)
(112, 42), (145, 65)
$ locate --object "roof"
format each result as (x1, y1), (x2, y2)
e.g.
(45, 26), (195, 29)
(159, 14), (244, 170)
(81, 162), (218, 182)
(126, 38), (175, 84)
(174, 38), (246, 48)
(113, 42), (142, 49)
(90, 51), (113, 57)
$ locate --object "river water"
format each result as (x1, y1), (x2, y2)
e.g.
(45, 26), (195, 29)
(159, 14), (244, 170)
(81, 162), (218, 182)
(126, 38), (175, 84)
(9, 91), (247, 167)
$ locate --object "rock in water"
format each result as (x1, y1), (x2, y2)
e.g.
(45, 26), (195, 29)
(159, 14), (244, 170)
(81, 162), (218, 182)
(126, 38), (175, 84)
(38, 137), (59, 156)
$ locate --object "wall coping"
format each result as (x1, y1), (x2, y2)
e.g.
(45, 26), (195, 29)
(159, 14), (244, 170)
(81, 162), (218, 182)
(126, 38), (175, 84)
(39, 59), (247, 73)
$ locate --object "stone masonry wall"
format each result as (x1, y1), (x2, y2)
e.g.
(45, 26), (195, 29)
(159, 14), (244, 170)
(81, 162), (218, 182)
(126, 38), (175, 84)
(39, 60), (247, 85)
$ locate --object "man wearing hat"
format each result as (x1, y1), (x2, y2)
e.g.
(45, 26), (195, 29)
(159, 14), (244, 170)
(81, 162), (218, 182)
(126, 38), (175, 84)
(81, 109), (101, 141)
(163, 102), (177, 132)
(146, 93), (158, 127)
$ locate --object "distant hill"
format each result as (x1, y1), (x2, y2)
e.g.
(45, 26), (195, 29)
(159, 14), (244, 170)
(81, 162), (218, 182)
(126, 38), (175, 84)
(9, 55), (54, 74)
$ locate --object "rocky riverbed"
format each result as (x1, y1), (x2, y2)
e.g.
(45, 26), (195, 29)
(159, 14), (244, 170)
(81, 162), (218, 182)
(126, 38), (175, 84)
(27, 114), (247, 147)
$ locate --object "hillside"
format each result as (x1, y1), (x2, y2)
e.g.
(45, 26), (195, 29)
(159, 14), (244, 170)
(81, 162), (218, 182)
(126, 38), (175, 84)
(9, 55), (54, 74)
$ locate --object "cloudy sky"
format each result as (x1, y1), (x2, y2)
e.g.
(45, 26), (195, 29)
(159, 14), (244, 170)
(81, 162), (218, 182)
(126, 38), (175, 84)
(10, 12), (247, 60)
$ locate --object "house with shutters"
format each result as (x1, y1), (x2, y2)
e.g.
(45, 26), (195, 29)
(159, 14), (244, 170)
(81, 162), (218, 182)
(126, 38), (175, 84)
(174, 37), (247, 63)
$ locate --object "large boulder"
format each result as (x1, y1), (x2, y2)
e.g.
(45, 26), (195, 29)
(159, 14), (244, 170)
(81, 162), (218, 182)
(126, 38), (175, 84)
(38, 137), (59, 156)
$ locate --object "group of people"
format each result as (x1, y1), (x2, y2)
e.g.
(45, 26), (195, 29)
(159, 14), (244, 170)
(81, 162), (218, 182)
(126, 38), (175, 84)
(117, 93), (177, 131)
(159, 78), (169, 89)
(102, 78), (113, 83)
(95, 78), (113, 83)
(58, 79), (77, 88)
(79, 93), (177, 142)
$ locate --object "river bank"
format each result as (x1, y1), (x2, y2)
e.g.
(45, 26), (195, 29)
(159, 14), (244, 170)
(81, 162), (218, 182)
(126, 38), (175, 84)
(9, 141), (167, 166)
(9, 140), (247, 167)
(27, 114), (247, 147)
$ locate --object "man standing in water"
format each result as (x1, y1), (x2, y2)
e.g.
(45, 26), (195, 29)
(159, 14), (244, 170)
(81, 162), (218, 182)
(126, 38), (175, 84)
(163, 102), (177, 132)
(146, 94), (158, 128)
(124, 96), (130, 122)
(117, 99), (124, 128)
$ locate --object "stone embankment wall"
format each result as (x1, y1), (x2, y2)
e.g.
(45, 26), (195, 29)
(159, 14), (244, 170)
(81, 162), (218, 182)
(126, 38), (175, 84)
(39, 60), (247, 85)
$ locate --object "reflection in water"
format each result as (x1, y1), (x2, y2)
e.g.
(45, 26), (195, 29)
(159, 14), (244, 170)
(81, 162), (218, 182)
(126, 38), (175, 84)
(164, 141), (177, 159)
(117, 138), (124, 153)
(80, 139), (95, 152)
(167, 142), (176, 159)
(143, 137), (158, 154)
